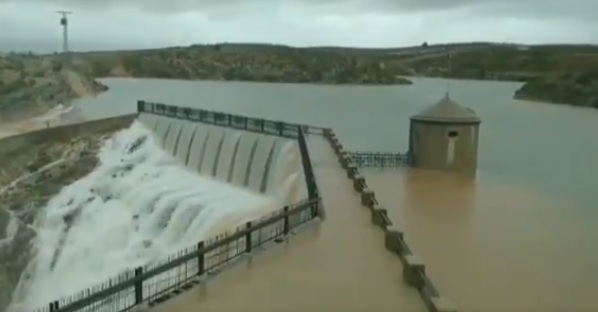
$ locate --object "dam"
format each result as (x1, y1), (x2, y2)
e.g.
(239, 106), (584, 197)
(2, 101), (444, 312)
(2, 89), (598, 312)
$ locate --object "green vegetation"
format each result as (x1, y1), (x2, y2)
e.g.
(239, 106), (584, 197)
(393, 44), (598, 107)
(70, 42), (598, 108)
(5, 42), (598, 119)
(74, 45), (413, 85)
(514, 71), (598, 108)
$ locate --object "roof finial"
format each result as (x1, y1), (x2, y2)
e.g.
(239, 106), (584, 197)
(445, 53), (453, 99)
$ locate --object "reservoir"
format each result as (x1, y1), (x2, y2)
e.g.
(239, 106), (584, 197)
(71, 76), (598, 311)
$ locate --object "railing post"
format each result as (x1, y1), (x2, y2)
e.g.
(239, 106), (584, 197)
(137, 100), (144, 112)
(283, 206), (290, 235)
(297, 129), (317, 200)
(260, 120), (264, 132)
(277, 122), (283, 136)
(228, 115), (232, 126)
(134, 267), (143, 304)
(311, 200), (318, 218)
(244, 117), (248, 129)
(49, 300), (59, 311)
(197, 241), (205, 276)
(245, 221), (252, 253)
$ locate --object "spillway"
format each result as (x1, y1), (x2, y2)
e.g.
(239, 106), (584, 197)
(137, 113), (307, 205)
(8, 116), (308, 311)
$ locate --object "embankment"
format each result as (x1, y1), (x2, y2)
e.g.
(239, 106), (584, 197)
(0, 54), (108, 123)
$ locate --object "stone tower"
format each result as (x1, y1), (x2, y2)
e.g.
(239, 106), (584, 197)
(408, 93), (481, 173)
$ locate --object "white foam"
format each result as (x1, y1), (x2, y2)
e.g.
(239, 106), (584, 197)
(9, 121), (278, 311)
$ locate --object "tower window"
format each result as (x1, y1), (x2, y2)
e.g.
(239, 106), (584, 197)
(447, 130), (459, 138)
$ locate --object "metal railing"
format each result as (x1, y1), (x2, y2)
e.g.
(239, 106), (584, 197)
(346, 151), (410, 167)
(32, 101), (323, 312)
(137, 101), (327, 138)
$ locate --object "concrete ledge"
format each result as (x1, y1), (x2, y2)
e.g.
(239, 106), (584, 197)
(338, 152), (350, 168)
(342, 157), (354, 171)
(346, 164), (358, 179)
(329, 135), (342, 153)
(371, 206), (390, 229)
(403, 255), (425, 288)
(384, 226), (405, 254)
(334, 143), (343, 155)
(360, 188), (375, 208)
(352, 174), (365, 192)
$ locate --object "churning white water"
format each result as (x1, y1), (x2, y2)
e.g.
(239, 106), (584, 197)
(9, 121), (281, 310)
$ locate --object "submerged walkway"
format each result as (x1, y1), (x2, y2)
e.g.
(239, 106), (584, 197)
(150, 136), (426, 311)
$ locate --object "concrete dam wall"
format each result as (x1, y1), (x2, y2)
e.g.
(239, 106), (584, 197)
(137, 113), (308, 208)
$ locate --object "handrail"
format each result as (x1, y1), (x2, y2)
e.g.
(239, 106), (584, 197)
(346, 151), (410, 167)
(46, 200), (318, 312)
(137, 100), (328, 137)
(32, 101), (323, 312)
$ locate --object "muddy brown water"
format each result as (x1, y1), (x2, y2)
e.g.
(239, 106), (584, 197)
(364, 168), (598, 311)
(22, 76), (598, 310)
(150, 137), (426, 312)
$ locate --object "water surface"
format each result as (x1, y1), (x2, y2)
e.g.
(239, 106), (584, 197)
(73, 77), (598, 311)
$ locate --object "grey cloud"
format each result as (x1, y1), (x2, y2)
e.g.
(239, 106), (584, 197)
(0, 0), (596, 52)
(1, 0), (597, 21)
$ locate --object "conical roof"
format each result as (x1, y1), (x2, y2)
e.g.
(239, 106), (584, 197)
(410, 93), (480, 124)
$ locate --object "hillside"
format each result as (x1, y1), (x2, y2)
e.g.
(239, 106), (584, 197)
(372, 43), (598, 107)
(514, 71), (598, 108)
(0, 54), (108, 123)
(5, 42), (598, 117)
(69, 42), (598, 108)
(72, 45), (414, 85)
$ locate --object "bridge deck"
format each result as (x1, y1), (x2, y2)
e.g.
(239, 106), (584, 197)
(149, 136), (426, 311)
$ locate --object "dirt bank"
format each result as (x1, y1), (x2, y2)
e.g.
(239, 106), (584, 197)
(0, 54), (108, 124)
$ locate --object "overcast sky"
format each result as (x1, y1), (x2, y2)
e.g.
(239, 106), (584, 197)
(1, 0), (596, 52)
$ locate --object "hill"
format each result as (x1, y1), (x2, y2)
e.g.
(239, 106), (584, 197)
(514, 71), (598, 108)
(5, 42), (598, 121)
(367, 43), (598, 107)
(0, 54), (107, 123)
(70, 42), (598, 108)
(70, 45), (414, 85)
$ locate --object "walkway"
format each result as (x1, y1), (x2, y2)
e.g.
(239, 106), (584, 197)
(150, 136), (426, 311)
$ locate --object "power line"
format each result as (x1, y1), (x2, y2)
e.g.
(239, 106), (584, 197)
(56, 11), (73, 54)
